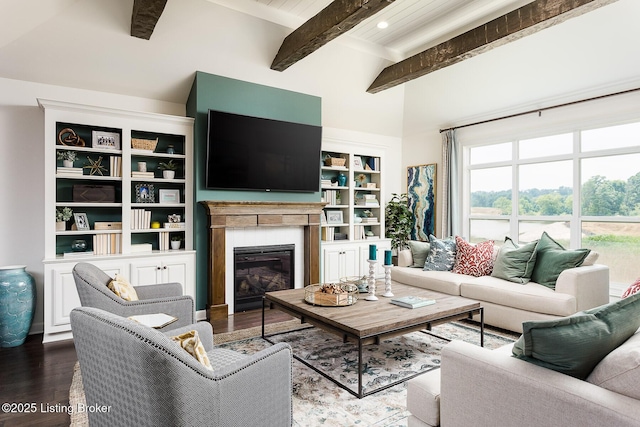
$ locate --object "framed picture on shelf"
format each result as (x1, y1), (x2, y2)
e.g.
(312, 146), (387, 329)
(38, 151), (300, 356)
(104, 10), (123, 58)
(135, 183), (155, 203)
(353, 157), (363, 169)
(73, 213), (90, 231)
(326, 210), (343, 225)
(159, 189), (180, 204)
(92, 131), (120, 150)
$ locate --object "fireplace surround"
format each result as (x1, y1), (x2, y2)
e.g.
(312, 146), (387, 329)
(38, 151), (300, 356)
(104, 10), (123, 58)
(200, 201), (325, 320)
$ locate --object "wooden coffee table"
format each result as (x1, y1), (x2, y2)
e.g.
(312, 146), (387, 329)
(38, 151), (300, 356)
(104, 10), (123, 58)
(262, 281), (483, 398)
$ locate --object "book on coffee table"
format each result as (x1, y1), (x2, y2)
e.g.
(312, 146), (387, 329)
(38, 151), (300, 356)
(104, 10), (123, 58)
(128, 313), (178, 329)
(390, 296), (436, 309)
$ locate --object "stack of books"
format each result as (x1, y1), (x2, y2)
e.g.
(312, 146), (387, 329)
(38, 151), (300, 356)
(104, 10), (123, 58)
(321, 227), (335, 241)
(321, 189), (340, 205)
(131, 209), (152, 229)
(56, 167), (83, 177)
(93, 233), (121, 255)
(356, 194), (379, 207)
(353, 225), (366, 240)
(361, 217), (378, 223)
(109, 156), (122, 177)
(321, 179), (332, 187)
(159, 231), (170, 250)
(131, 171), (154, 179)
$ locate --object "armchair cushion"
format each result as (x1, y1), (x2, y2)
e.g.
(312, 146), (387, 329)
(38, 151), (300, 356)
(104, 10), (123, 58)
(171, 330), (213, 370)
(108, 274), (139, 301)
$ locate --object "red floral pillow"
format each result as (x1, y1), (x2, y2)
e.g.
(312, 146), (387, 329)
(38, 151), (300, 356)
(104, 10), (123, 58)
(622, 278), (640, 298)
(452, 236), (495, 277)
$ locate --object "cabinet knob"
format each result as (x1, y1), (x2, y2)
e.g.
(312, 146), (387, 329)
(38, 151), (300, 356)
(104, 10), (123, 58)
(163, 266), (167, 270)
(157, 266), (161, 270)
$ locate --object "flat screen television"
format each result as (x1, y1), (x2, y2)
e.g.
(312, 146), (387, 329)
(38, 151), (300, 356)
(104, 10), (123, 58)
(206, 110), (322, 192)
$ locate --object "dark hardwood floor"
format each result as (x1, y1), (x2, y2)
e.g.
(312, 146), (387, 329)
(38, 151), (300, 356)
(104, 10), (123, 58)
(0, 308), (293, 427)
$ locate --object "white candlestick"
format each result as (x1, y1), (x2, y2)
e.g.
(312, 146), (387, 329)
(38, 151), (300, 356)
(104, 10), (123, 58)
(364, 259), (378, 301)
(382, 265), (394, 297)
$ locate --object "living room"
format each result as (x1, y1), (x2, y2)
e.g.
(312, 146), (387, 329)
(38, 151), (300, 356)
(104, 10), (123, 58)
(1, 0), (640, 425)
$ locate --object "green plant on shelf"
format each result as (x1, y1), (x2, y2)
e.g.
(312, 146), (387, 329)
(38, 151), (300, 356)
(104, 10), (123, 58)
(57, 150), (77, 161)
(56, 207), (73, 222)
(158, 159), (178, 171)
(171, 234), (183, 241)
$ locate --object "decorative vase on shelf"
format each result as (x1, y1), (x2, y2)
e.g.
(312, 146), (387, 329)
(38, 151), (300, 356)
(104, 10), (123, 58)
(0, 265), (36, 347)
(71, 239), (87, 252)
(63, 160), (73, 168)
(163, 170), (175, 179)
(171, 240), (181, 250)
(56, 221), (65, 231)
(337, 173), (347, 187)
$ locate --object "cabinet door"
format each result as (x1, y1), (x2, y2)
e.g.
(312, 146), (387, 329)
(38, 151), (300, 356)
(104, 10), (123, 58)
(128, 259), (163, 285)
(340, 246), (359, 278)
(323, 247), (343, 283)
(323, 245), (359, 282)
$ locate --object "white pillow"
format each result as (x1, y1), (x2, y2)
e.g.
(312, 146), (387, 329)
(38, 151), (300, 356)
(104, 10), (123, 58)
(586, 330), (640, 399)
(581, 251), (600, 266)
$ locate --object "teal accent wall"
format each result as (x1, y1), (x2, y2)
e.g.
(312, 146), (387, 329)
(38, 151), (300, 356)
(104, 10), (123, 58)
(186, 71), (322, 310)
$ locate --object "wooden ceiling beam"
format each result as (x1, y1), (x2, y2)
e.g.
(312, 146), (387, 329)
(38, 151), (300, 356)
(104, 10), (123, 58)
(271, 0), (396, 72)
(131, 0), (168, 40)
(367, 0), (618, 93)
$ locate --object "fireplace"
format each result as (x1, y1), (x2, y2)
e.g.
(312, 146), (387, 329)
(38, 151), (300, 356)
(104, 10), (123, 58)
(233, 244), (294, 312)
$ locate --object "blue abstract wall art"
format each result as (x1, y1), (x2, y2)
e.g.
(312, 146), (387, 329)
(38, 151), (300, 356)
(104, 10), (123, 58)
(407, 164), (436, 241)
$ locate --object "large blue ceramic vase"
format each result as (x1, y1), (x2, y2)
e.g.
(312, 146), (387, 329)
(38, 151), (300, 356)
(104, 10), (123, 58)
(0, 265), (36, 347)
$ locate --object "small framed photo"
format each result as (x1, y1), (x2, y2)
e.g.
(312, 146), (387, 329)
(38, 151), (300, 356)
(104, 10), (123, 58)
(74, 213), (90, 231)
(159, 189), (180, 204)
(326, 210), (343, 225)
(135, 183), (155, 203)
(92, 131), (121, 150)
(353, 157), (363, 169)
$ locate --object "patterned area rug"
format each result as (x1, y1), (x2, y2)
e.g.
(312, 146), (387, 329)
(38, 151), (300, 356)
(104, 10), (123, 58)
(69, 320), (518, 427)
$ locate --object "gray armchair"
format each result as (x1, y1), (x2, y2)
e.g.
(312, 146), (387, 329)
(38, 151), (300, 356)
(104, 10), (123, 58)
(72, 262), (195, 330)
(71, 306), (293, 427)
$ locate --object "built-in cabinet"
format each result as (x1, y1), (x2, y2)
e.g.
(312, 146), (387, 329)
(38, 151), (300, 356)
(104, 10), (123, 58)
(320, 142), (391, 282)
(39, 99), (195, 343)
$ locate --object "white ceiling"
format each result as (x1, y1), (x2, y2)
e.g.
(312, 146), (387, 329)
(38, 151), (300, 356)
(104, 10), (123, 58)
(0, 0), (638, 135)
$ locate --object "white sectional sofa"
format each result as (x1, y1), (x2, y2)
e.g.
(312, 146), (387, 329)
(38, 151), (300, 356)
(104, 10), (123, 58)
(392, 248), (610, 333)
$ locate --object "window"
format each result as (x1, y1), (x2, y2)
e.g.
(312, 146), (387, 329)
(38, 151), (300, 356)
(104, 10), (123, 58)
(464, 120), (640, 294)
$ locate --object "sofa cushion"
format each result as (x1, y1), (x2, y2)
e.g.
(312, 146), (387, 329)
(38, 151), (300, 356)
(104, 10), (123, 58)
(531, 232), (590, 290)
(391, 267), (469, 296)
(622, 277), (640, 298)
(512, 292), (640, 379)
(490, 238), (538, 284)
(452, 237), (494, 277)
(423, 235), (456, 271)
(586, 331), (640, 399)
(460, 276), (576, 317)
(408, 240), (430, 268)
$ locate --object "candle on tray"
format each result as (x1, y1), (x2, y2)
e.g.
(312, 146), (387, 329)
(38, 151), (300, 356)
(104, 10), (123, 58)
(369, 244), (377, 260)
(384, 250), (392, 266)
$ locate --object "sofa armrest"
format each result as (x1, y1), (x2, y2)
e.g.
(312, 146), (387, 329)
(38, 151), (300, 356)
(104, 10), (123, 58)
(397, 249), (413, 267)
(440, 340), (640, 427)
(554, 264), (610, 311)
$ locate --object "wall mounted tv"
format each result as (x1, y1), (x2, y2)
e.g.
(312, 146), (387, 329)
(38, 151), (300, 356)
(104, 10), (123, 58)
(206, 110), (322, 193)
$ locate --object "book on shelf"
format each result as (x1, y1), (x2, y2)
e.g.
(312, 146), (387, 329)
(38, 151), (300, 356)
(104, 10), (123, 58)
(164, 222), (185, 229)
(159, 231), (170, 250)
(128, 313), (177, 329)
(322, 226), (335, 241)
(131, 209), (151, 230)
(131, 171), (154, 178)
(361, 217), (378, 223)
(353, 225), (366, 240)
(131, 243), (153, 253)
(57, 167), (83, 174)
(109, 156), (122, 177)
(390, 296), (436, 309)
(92, 233), (121, 255)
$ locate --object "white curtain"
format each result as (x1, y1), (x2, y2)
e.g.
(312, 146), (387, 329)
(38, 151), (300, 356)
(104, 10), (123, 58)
(440, 129), (460, 237)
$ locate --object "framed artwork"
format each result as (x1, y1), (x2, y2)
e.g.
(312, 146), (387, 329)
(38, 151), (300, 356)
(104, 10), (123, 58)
(326, 210), (343, 225)
(92, 131), (121, 150)
(135, 183), (155, 203)
(159, 189), (180, 204)
(353, 157), (363, 169)
(407, 164), (436, 241)
(73, 213), (90, 231)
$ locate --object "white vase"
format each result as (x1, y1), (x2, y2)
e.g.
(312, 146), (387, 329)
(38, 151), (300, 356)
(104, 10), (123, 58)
(163, 170), (175, 179)
(63, 160), (73, 168)
(170, 240), (181, 250)
(56, 221), (65, 231)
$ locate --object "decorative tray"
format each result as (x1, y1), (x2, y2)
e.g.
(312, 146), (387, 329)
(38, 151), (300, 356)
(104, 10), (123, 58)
(304, 283), (358, 306)
(340, 275), (368, 293)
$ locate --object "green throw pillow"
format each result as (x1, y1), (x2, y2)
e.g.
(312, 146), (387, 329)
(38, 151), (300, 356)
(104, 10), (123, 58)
(531, 232), (590, 290)
(408, 240), (430, 268)
(490, 237), (538, 284)
(512, 291), (640, 379)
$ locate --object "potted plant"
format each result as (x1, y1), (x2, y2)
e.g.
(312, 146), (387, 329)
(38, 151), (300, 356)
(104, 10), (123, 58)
(57, 150), (77, 168)
(170, 234), (182, 250)
(385, 193), (413, 254)
(55, 207), (73, 231)
(158, 159), (178, 179)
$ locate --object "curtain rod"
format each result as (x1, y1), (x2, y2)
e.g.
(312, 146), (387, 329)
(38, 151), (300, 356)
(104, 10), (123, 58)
(439, 86), (640, 134)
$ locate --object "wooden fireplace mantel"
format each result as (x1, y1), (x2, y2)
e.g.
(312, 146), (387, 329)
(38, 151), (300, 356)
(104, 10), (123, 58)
(200, 201), (326, 320)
